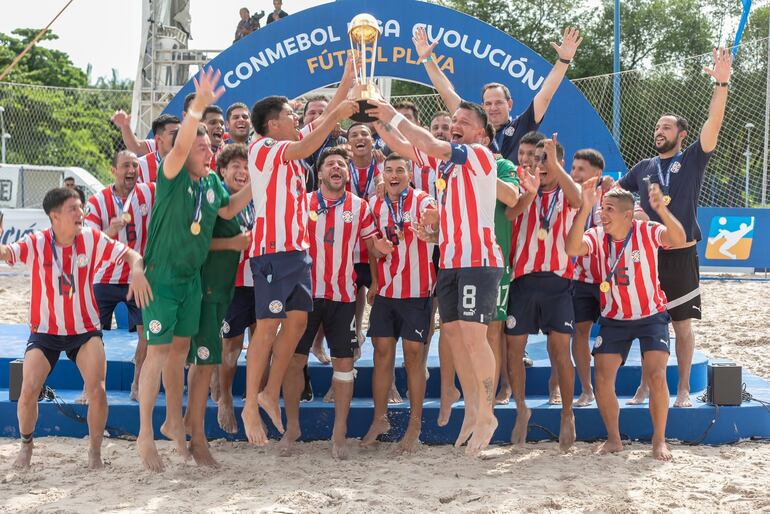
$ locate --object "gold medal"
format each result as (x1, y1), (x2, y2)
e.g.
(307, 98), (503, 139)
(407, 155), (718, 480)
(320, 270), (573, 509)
(121, 212), (132, 224)
(537, 228), (548, 240)
(599, 281), (611, 293)
(309, 211), (319, 221)
(190, 221), (201, 236)
(663, 195), (671, 206)
(397, 229), (405, 240)
(435, 178), (446, 191)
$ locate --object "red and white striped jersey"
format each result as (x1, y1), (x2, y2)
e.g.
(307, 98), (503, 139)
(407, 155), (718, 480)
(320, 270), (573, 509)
(346, 159), (382, 264)
(412, 163), (438, 199)
(210, 146), (222, 172)
(142, 139), (157, 155)
(247, 124), (313, 257)
(412, 144), (503, 269)
(583, 219), (668, 320)
(307, 192), (377, 302)
(512, 187), (578, 279)
(137, 151), (161, 183)
(6, 228), (130, 335)
(234, 229), (254, 287)
(85, 183), (155, 285)
(573, 188), (604, 284)
(369, 188), (436, 298)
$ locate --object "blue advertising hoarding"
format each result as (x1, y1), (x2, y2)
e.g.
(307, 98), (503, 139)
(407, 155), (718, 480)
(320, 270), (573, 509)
(697, 208), (770, 270)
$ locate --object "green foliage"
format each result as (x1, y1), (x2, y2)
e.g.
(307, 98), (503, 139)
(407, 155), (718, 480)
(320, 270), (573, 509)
(0, 29), (88, 87)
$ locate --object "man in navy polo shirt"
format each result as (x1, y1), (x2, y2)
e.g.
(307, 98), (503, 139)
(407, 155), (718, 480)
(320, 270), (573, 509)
(617, 48), (732, 408)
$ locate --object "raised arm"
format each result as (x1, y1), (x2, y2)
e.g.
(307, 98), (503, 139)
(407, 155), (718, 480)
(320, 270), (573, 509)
(497, 179), (519, 208)
(566, 177), (599, 257)
(308, 55), (357, 128)
(506, 165), (539, 220)
(283, 99), (358, 162)
(112, 111), (151, 156)
(700, 47), (732, 153)
(163, 68), (225, 180)
(533, 27), (583, 123)
(412, 26), (461, 113)
(366, 99), (451, 161)
(544, 134), (582, 209)
(218, 185), (253, 220)
(371, 120), (419, 163)
(649, 183), (686, 248)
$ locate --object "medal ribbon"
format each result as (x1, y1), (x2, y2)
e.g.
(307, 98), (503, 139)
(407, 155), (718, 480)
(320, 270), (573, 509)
(349, 159), (377, 198)
(315, 190), (347, 215)
(604, 226), (634, 286)
(584, 180), (603, 230)
(437, 160), (456, 206)
(192, 180), (204, 224)
(385, 188), (409, 231)
(654, 151), (682, 196)
(50, 230), (75, 296)
(238, 200), (256, 230)
(538, 187), (561, 231)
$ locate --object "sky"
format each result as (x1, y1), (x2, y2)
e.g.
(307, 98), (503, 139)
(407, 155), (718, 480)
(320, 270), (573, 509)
(1, 0), (332, 83)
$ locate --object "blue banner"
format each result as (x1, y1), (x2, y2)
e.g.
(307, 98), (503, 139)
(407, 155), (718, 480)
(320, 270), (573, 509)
(733, 0), (753, 57)
(160, 0), (625, 175)
(697, 208), (770, 270)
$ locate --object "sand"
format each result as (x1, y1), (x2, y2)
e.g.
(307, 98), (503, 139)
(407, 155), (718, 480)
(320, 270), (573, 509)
(2, 271), (770, 513)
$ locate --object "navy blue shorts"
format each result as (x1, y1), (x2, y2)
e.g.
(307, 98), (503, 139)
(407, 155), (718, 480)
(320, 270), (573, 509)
(505, 273), (575, 336)
(572, 280), (601, 324)
(250, 251), (313, 319)
(26, 330), (103, 372)
(436, 267), (502, 325)
(354, 262), (372, 290)
(593, 311), (671, 365)
(94, 283), (142, 332)
(367, 295), (433, 344)
(295, 299), (357, 358)
(223, 286), (256, 339)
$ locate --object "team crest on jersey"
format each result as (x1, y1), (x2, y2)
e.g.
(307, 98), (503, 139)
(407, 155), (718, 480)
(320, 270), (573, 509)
(631, 250), (641, 263)
(594, 336), (603, 348)
(83, 204), (91, 216)
(342, 211), (354, 223)
(264, 138), (276, 147)
(670, 161), (682, 174)
(506, 315), (516, 329)
(76, 254), (89, 268)
(140, 204), (149, 216)
(206, 188), (216, 204)
(149, 320), (162, 334)
(188, 186), (193, 196)
(504, 126), (515, 137)
(269, 300), (283, 313)
(197, 346), (210, 360)
(221, 321), (231, 335)
(403, 212), (413, 223)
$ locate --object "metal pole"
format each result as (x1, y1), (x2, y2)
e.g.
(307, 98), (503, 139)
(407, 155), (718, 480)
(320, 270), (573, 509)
(745, 124), (753, 208)
(612, 0), (621, 145)
(0, 106), (6, 164)
(762, 28), (770, 207)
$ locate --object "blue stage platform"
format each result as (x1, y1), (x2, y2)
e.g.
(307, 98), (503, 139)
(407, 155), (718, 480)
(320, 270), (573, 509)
(1, 323), (769, 445)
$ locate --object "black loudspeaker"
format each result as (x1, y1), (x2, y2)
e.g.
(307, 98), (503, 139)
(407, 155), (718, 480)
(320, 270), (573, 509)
(9, 359), (23, 402)
(707, 362), (742, 406)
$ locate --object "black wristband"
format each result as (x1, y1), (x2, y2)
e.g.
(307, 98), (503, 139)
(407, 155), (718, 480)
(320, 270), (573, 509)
(715, 81), (729, 88)
(558, 58), (572, 65)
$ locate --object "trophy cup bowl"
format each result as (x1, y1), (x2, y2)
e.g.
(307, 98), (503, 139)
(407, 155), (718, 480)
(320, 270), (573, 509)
(348, 13), (383, 122)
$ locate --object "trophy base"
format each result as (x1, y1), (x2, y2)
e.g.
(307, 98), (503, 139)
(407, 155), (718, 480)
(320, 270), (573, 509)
(350, 99), (378, 123)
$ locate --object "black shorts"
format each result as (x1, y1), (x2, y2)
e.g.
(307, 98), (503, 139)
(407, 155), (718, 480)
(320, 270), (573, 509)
(354, 262), (372, 290)
(505, 273), (575, 335)
(436, 267), (502, 325)
(250, 251), (313, 319)
(431, 246), (441, 276)
(26, 331), (103, 372)
(593, 312), (671, 365)
(572, 280), (601, 324)
(223, 286), (256, 339)
(658, 245), (701, 321)
(367, 295), (433, 344)
(295, 299), (357, 358)
(94, 283), (142, 332)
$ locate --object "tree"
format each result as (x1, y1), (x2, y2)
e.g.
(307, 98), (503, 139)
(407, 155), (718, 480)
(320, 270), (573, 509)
(0, 29), (87, 87)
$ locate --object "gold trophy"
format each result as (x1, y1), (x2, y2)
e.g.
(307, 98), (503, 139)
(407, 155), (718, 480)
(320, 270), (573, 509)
(348, 13), (383, 122)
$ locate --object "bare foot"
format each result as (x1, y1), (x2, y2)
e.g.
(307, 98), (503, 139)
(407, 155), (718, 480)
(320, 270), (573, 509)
(323, 387), (335, 403)
(209, 368), (221, 403)
(454, 409), (476, 448)
(311, 344), (331, 364)
(575, 391), (595, 407)
(88, 447), (104, 469)
(137, 434), (164, 472)
(548, 387), (562, 405)
(361, 415), (391, 448)
(652, 440), (673, 461)
(388, 382), (403, 404)
(559, 411), (576, 452)
(257, 390), (284, 434)
(217, 398), (239, 434)
(596, 440), (623, 455)
(466, 415), (498, 457)
(511, 405), (531, 447)
(129, 381), (139, 402)
(673, 390), (692, 408)
(278, 426), (301, 456)
(495, 385), (512, 405)
(13, 442), (33, 469)
(438, 387), (461, 427)
(160, 420), (190, 461)
(626, 385), (649, 405)
(393, 425), (421, 455)
(331, 431), (349, 460)
(189, 439), (220, 467)
(241, 402), (268, 446)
